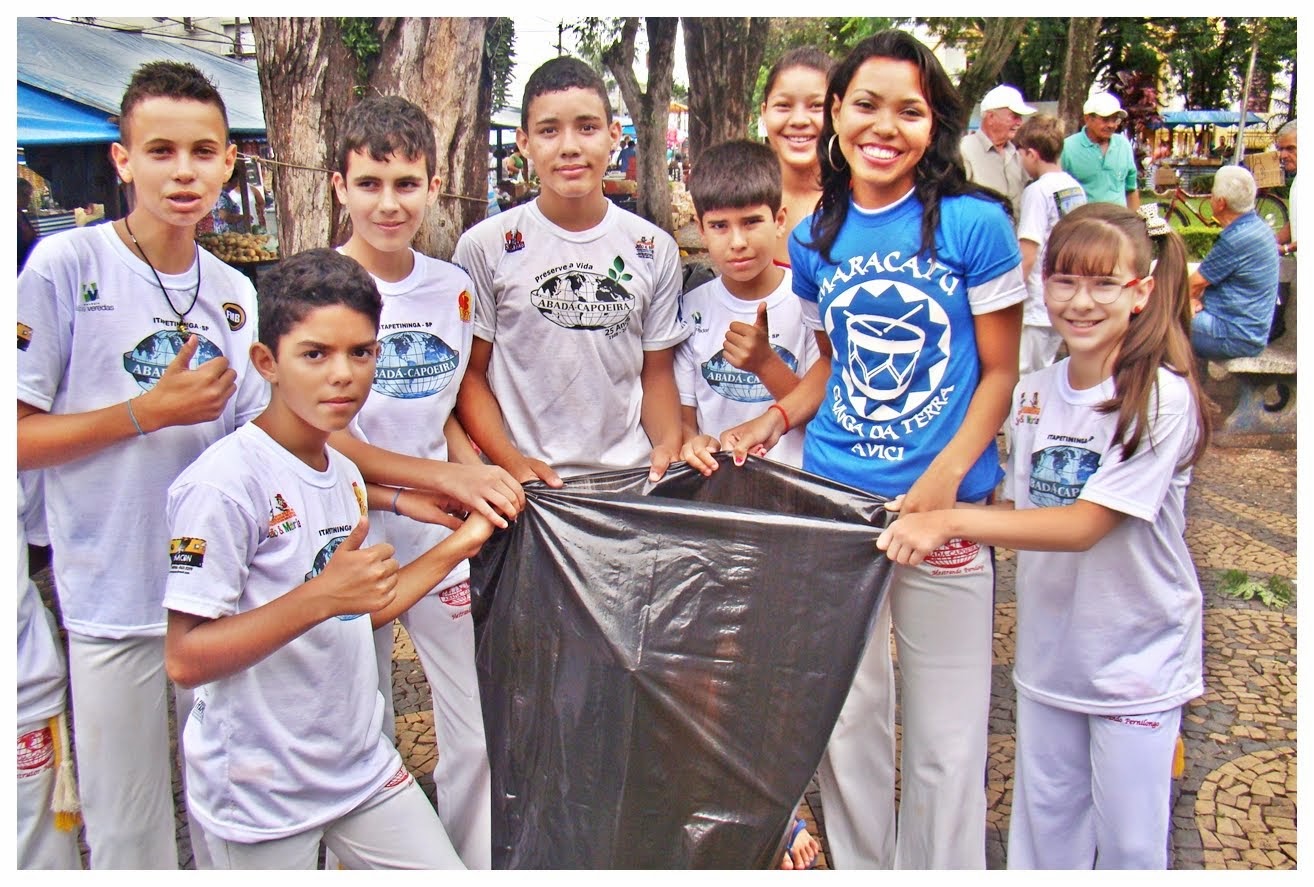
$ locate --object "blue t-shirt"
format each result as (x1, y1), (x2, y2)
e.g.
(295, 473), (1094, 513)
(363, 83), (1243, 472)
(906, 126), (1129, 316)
(789, 191), (1025, 501)
(1198, 210), (1280, 350)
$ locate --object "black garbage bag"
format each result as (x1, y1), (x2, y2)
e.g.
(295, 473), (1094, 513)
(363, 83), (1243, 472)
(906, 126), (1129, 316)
(470, 454), (892, 869)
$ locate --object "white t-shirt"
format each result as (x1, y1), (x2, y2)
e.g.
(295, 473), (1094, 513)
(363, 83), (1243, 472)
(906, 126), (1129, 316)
(17, 481), (67, 728)
(453, 199), (690, 477)
(163, 423), (400, 843)
(675, 270), (819, 468)
(17, 223), (267, 638)
(1016, 171), (1087, 327)
(1006, 362), (1204, 715)
(346, 249), (476, 584)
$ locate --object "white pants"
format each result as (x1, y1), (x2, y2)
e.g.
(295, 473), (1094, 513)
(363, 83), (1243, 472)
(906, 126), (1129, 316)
(66, 632), (178, 869)
(16, 719), (83, 869)
(1019, 325), (1064, 377)
(1008, 696), (1181, 869)
(203, 769), (464, 869)
(817, 541), (994, 868)
(370, 581), (492, 869)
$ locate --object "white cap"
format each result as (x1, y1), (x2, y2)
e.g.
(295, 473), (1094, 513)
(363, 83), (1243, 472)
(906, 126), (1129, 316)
(980, 85), (1036, 116)
(1083, 92), (1127, 118)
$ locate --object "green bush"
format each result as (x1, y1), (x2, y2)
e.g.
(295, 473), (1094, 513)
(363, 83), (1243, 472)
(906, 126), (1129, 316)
(1178, 225), (1221, 261)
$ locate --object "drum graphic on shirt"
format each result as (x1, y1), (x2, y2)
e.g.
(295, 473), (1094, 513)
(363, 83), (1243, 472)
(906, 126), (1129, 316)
(827, 279), (951, 422)
(701, 345), (799, 403)
(306, 535), (365, 621)
(123, 330), (223, 392)
(530, 268), (635, 337)
(1029, 445), (1100, 507)
(372, 331), (459, 399)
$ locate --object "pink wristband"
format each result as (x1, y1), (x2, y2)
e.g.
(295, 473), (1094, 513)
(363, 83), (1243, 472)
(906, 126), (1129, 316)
(768, 403), (791, 435)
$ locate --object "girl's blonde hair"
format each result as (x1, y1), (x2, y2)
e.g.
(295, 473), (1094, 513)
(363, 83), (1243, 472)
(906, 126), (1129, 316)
(1044, 203), (1213, 467)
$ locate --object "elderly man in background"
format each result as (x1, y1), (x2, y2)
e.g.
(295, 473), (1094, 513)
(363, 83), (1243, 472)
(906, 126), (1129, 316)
(1275, 120), (1297, 258)
(1188, 165), (1279, 360)
(1062, 92), (1141, 209)
(961, 84), (1036, 220)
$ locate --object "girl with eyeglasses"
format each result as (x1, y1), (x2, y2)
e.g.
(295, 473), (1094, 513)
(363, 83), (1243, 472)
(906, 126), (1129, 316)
(878, 202), (1213, 868)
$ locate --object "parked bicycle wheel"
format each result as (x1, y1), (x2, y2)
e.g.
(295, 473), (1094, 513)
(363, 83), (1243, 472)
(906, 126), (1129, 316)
(1254, 194), (1289, 236)
(1160, 202), (1194, 232)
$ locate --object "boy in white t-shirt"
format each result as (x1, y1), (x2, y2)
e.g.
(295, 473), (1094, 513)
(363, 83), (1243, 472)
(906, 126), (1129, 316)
(677, 140), (820, 475)
(327, 95), (524, 869)
(163, 248), (495, 869)
(453, 56), (690, 484)
(17, 60), (266, 869)
(1015, 114), (1087, 375)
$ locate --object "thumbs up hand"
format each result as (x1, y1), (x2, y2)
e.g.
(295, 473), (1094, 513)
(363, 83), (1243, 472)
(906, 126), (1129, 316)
(722, 301), (774, 374)
(313, 516), (399, 618)
(133, 334), (238, 432)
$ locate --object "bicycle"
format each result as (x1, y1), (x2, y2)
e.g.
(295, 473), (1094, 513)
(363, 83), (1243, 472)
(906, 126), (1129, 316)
(1155, 181), (1289, 236)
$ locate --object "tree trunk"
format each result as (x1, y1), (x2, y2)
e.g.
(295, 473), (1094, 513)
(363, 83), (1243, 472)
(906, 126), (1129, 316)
(955, 18), (1029, 112)
(603, 17), (678, 233)
(251, 17), (492, 259)
(1059, 18), (1104, 136)
(682, 17), (771, 165)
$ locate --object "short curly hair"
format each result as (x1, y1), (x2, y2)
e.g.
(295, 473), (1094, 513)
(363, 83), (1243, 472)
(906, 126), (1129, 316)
(257, 249), (383, 353)
(119, 60), (228, 145)
(336, 95), (438, 181)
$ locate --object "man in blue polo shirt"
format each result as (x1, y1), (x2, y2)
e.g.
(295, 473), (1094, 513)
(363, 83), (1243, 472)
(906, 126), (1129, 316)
(1188, 165), (1279, 359)
(1061, 92), (1140, 209)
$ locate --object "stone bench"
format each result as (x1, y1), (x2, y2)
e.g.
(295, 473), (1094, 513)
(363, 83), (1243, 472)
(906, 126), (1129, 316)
(1206, 256), (1296, 448)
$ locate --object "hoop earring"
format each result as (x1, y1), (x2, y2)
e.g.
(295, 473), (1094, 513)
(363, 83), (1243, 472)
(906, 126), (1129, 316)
(827, 134), (847, 171)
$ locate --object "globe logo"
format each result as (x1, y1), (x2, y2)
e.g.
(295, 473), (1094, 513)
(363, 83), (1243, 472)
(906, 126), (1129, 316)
(1028, 446), (1100, 507)
(123, 330), (223, 392)
(702, 345), (799, 403)
(306, 535), (364, 621)
(530, 269), (634, 336)
(372, 331), (459, 399)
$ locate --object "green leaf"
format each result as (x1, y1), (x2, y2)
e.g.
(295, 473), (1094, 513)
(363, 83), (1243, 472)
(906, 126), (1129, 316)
(612, 256), (625, 274)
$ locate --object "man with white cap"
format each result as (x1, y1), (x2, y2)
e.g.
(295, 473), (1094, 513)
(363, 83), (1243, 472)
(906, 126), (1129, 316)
(961, 84), (1036, 220)
(1061, 91), (1141, 209)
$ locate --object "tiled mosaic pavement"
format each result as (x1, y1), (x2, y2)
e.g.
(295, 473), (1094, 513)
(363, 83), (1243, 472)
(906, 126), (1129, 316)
(42, 443), (1294, 869)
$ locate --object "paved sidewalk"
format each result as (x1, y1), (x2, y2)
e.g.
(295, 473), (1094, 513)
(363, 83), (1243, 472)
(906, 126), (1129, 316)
(42, 442), (1295, 870)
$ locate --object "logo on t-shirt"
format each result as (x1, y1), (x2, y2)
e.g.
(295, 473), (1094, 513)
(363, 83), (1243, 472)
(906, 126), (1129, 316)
(701, 345), (799, 403)
(306, 533), (365, 621)
(1052, 185), (1086, 218)
(504, 228), (525, 253)
(17, 322), (32, 351)
(924, 537), (981, 570)
(352, 481), (367, 516)
(223, 302), (247, 331)
(77, 281), (114, 313)
(123, 330), (223, 392)
(17, 726), (54, 778)
(372, 331), (460, 399)
(268, 493), (302, 538)
(1015, 390), (1041, 425)
(169, 537), (207, 571)
(1029, 445), (1101, 506)
(530, 257), (636, 338)
(458, 290), (473, 323)
(635, 236), (655, 259)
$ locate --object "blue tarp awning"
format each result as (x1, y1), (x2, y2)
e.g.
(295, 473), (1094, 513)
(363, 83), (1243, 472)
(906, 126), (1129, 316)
(17, 82), (120, 145)
(1152, 110), (1267, 128)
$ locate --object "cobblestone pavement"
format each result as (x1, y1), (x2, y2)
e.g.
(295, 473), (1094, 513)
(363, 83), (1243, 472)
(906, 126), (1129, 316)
(41, 443), (1295, 870)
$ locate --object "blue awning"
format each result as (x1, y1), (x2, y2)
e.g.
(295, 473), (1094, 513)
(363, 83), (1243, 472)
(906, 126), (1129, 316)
(1152, 110), (1267, 128)
(17, 82), (120, 145)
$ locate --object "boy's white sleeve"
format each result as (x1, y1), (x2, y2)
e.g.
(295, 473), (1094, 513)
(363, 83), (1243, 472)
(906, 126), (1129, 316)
(1016, 184), (1047, 245)
(162, 479), (259, 621)
(232, 281), (269, 424)
(674, 338), (698, 408)
(16, 252), (73, 411)
(453, 230), (498, 343)
(640, 234), (690, 350)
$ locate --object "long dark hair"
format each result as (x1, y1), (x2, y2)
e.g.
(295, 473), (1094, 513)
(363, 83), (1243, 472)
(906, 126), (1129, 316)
(1044, 203), (1213, 467)
(807, 30), (1009, 264)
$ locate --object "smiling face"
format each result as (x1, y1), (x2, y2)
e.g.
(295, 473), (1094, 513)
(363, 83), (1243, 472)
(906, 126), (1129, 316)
(333, 148), (439, 272)
(1276, 131), (1297, 175)
(1044, 249), (1151, 374)
(831, 57), (933, 210)
(111, 96), (236, 231)
(761, 65), (829, 175)
(255, 304), (380, 443)
(1083, 113), (1125, 146)
(980, 107), (1023, 148)
(518, 87), (620, 211)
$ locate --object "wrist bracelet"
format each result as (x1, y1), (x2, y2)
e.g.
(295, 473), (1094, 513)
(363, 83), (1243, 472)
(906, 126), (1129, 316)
(126, 397), (147, 436)
(391, 487), (403, 515)
(768, 403), (791, 435)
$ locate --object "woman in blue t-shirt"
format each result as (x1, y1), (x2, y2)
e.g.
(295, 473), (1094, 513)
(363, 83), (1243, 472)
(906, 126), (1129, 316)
(720, 30), (1025, 870)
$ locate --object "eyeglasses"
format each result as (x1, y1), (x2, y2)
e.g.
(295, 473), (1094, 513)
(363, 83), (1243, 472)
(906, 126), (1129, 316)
(1045, 275), (1143, 304)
